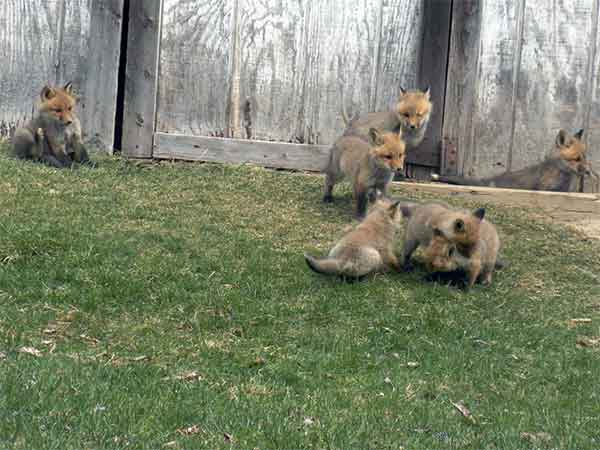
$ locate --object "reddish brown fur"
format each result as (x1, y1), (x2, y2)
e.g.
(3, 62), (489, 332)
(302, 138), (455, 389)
(324, 128), (406, 218)
(39, 85), (77, 126)
(395, 89), (432, 132)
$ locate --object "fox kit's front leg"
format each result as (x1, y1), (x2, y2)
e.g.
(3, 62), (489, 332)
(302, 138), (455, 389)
(353, 181), (369, 219)
(45, 131), (73, 168)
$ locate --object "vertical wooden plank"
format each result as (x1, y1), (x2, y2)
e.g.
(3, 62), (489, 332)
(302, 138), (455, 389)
(79, 0), (124, 152)
(442, 0), (482, 176)
(511, 0), (595, 171)
(411, 0), (452, 169)
(122, 0), (163, 158)
(156, 0), (231, 136)
(466, 0), (523, 178)
(585, 0), (600, 175)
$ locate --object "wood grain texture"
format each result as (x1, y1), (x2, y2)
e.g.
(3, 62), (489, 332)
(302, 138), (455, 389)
(445, 0), (600, 183)
(512, 0), (594, 170)
(79, 0), (124, 152)
(586, 0), (600, 173)
(157, 0), (232, 137)
(122, 0), (163, 158)
(0, 0), (121, 149)
(156, 0), (423, 148)
(413, 0), (452, 169)
(442, 0), (482, 176)
(154, 131), (330, 171)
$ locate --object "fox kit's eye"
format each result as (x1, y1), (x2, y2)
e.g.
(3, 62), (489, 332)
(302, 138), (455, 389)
(54, 108), (62, 113)
(575, 157), (582, 162)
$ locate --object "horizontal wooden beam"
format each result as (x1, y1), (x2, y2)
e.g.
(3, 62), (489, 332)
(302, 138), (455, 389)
(394, 181), (600, 215)
(154, 132), (330, 172)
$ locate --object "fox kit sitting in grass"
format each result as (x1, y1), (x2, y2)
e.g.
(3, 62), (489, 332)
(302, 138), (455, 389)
(343, 87), (432, 150)
(305, 196), (403, 279)
(422, 217), (501, 289)
(323, 128), (406, 219)
(432, 129), (598, 192)
(398, 201), (490, 284)
(12, 82), (90, 168)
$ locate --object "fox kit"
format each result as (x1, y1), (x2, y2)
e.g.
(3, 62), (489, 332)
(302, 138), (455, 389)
(399, 201), (486, 274)
(323, 128), (406, 219)
(304, 197), (403, 279)
(343, 87), (432, 150)
(432, 129), (598, 192)
(12, 82), (89, 168)
(422, 218), (501, 289)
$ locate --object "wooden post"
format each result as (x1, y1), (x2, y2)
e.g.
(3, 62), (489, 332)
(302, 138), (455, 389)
(80, 0), (125, 153)
(441, 0), (482, 176)
(121, 0), (163, 158)
(405, 0), (453, 172)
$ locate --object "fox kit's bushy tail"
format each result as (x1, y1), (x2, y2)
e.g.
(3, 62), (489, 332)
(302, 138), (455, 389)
(431, 173), (486, 186)
(304, 248), (383, 278)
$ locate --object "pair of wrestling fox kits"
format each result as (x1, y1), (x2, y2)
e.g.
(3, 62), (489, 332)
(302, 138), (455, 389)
(323, 87), (432, 218)
(305, 195), (500, 289)
(12, 82), (90, 168)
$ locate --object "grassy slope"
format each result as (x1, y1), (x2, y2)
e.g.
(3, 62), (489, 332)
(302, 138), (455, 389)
(0, 144), (599, 449)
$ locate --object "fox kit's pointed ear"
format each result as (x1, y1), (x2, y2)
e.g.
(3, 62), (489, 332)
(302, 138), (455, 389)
(41, 86), (56, 100)
(423, 86), (431, 99)
(63, 81), (73, 94)
(389, 200), (402, 216)
(555, 129), (567, 147)
(399, 86), (407, 97)
(575, 129), (584, 140)
(473, 208), (485, 220)
(368, 128), (385, 146)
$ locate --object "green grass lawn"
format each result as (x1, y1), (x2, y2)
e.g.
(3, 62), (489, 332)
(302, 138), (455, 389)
(0, 144), (599, 450)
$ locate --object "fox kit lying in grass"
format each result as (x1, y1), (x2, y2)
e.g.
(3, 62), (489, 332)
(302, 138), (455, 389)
(422, 217), (501, 289)
(12, 82), (90, 168)
(323, 128), (406, 219)
(401, 201), (502, 289)
(342, 87), (432, 150)
(305, 196), (403, 279)
(432, 129), (599, 192)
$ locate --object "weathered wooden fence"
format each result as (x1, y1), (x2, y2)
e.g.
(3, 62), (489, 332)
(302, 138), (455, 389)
(442, 0), (600, 178)
(148, 0), (450, 175)
(0, 0), (123, 151)
(2, 0), (599, 188)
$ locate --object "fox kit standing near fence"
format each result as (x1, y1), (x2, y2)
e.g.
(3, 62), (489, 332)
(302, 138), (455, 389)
(343, 87), (432, 150)
(12, 82), (89, 168)
(304, 196), (403, 279)
(323, 128), (406, 219)
(432, 129), (599, 192)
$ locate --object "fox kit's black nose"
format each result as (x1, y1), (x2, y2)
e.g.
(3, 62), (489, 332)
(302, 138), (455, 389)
(64, 119), (72, 126)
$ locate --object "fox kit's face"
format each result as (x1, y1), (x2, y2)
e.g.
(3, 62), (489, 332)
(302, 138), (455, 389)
(556, 129), (590, 175)
(39, 82), (77, 126)
(368, 128), (406, 172)
(438, 208), (485, 249)
(395, 87), (432, 131)
(423, 233), (459, 273)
